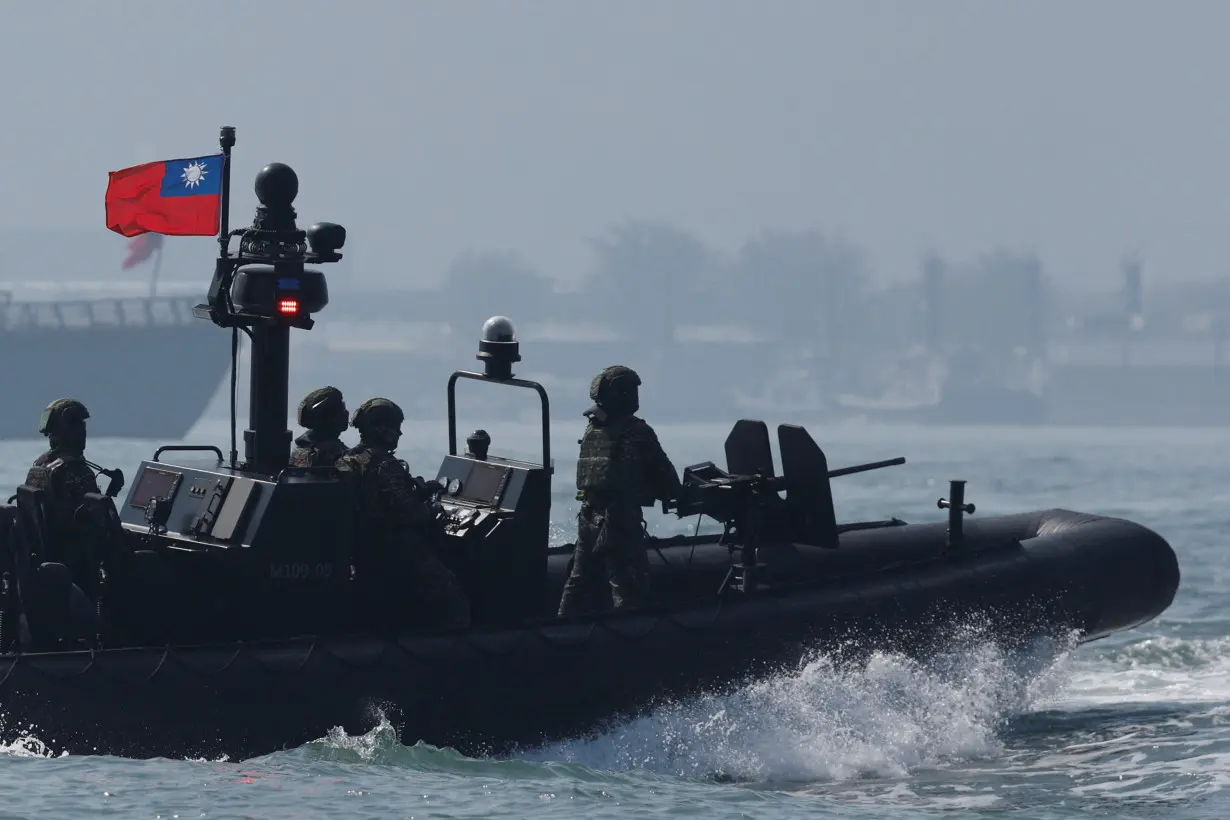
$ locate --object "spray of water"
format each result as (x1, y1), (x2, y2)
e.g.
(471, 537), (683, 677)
(0, 715), (61, 759)
(287, 625), (1079, 794)
(517, 626), (1079, 783)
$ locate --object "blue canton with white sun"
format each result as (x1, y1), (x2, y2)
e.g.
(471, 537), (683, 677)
(181, 160), (209, 189)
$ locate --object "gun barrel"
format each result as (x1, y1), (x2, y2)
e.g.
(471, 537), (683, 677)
(828, 456), (906, 479)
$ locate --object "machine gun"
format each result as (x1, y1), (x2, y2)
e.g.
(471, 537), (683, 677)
(672, 455), (907, 523)
(663, 419), (905, 595)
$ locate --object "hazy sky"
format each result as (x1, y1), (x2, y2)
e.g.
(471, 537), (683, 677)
(2, 1), (1226, 289)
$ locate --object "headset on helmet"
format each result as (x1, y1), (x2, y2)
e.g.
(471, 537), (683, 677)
(38, 398), (90, 436)
(351, 397), (405, 431)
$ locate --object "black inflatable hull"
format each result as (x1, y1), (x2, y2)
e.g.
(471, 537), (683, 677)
(0, 509), (1178, 760)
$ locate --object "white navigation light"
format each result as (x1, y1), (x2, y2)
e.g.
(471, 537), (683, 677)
(476, 315), (521, 379)
(481, 315), (517, 343)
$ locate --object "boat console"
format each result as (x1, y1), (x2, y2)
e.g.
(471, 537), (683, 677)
(433, 316), (553, 624)
(118, 453), (353, 593)
(116, 311), (556, 631)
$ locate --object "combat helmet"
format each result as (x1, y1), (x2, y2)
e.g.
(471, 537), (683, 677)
(38, 398), (90, 436)
(589, 365), (641, 415)
(297, 385), (347, 431)
(351, 397), (405, 432)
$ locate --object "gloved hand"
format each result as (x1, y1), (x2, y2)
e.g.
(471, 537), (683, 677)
(413, 476), (445, 498)
(98, 467), (126, 498)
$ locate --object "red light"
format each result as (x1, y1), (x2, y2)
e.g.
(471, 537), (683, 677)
(278, 298), (299, 315)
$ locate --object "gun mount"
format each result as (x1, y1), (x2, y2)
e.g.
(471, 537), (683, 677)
(938, 479), (976, 551)
(667, 419), (906, 594)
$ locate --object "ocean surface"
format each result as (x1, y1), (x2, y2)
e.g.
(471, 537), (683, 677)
(0, 414), (1224, 819)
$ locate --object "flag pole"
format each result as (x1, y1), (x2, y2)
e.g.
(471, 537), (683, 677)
(218, 125), (239, 468)
(218, 126), (235, 257)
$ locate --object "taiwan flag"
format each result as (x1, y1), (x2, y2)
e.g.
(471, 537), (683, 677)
(105, 154), (224, 238)
(122, 233), (163, 270)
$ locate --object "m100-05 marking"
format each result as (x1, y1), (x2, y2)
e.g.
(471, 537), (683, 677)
(268, 563), (335, 581)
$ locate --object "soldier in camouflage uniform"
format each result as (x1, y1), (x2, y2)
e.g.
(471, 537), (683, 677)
(557, 366), (683, 617)
(23, 398), (103, 587)
(336, 397), (471, 630)
(289, 386), (350, 468)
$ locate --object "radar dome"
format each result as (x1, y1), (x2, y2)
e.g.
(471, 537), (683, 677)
(255, 162), (299, 208)
(481, 316), (517, 343)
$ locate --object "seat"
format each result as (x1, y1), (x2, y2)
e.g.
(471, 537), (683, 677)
(13, 485), (51, 566)
(78, 492), (128, 562)
(0, 504), (14, 580)
(12, 485), (90, 647)
(0, 505), (17, 651)
(79, 491), (188, 646)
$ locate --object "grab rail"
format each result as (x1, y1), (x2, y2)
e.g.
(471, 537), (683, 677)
(153, 445), (225, 464)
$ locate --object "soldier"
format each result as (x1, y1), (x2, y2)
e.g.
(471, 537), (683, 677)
(25, 398), (102, 543)
(336, 397), (471, 630)
(23, 399), (106, 612)
(557, 366), (683, 618)
(290, 386), (350, 468)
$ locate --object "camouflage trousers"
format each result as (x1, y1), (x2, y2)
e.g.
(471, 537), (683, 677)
(557, 503), (650, 618)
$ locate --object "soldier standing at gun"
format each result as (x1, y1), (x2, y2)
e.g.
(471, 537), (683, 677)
(557, 366), (682, 617)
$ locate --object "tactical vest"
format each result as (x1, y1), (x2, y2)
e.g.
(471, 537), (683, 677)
(576, 416), (635, 497)
(336, 447), (374, 483)
(25, 453), (84, 563)
(337, 446), (412, 523)
(25, 452), (77, 499)
(24, 463), (53, 492)
(336, 448), (378, 552)
(291, 436), (346, 468)
(338, 447), (426, 574)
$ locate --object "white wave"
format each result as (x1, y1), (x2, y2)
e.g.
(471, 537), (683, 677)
(522, 632), (1076, 785)
(1049, 636), (1230, 707)
(0, 716), (61, 759)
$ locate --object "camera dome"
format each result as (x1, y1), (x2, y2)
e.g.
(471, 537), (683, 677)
(255, 162), (299, 208)
(481, 316), (517, 343)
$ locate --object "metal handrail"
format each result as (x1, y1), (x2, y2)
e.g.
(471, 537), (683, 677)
(0, 294), (205, 332)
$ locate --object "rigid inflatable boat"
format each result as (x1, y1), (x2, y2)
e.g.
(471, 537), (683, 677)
(0, 144), (1181, 760)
